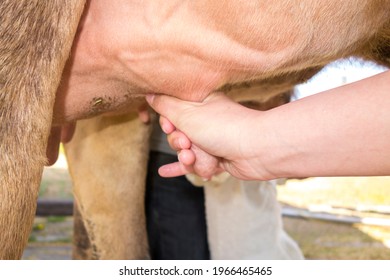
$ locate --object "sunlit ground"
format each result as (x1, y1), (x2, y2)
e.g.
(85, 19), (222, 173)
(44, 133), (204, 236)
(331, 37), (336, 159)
(278, 177), (390, 259)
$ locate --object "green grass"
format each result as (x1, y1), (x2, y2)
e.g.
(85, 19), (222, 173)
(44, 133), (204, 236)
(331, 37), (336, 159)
(47, 216), (67, 223)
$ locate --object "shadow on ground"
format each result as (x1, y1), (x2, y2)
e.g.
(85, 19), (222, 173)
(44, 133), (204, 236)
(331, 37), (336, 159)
(24, 164), (390, 260)
(283, 217), (390, 259)
(23, 215), (390, 260)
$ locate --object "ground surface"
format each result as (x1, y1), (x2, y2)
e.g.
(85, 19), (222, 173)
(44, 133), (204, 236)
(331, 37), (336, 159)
(23, 155), (390, 259)
(279, 177), (390, 259)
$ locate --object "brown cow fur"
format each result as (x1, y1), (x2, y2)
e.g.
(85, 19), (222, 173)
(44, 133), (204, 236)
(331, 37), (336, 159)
(0, 0), (85, 259)
(65, 113), (151, 259)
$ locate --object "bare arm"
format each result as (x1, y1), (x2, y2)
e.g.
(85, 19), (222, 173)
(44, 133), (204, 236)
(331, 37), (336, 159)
(261, 70), (390, 179)
(147, 70), (390, 180)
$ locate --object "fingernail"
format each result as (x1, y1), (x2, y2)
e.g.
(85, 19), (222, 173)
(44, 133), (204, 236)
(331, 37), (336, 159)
(177, 151), (183, 162)
(145, 94), (155, 104)
(161, 123), (170, 134)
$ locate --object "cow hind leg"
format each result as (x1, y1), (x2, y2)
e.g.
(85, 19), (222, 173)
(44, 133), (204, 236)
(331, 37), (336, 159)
(65, 114), (151, 259)
(0, 0), (85, 259)
(72, 200), (93, 259)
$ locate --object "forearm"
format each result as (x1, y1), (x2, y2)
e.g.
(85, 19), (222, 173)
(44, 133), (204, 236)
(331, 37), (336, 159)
(258, 70), (390, 179)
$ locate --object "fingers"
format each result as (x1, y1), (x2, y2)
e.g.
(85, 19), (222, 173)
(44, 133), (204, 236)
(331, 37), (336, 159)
(159, 116), (176, 134)
(167, 130), (191, 150)
(146, 94), (191, 126)
(158, 155), (219, 179)
(177, 149), (196, 166)
(190, 145), (220, 179)
(158, 161), (193, 178)
(157, 145), (221, 180)
(160, 146), (220, 179)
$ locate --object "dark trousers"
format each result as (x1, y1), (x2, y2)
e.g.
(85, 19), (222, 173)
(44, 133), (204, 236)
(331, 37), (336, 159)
(145, 151), (210, 260)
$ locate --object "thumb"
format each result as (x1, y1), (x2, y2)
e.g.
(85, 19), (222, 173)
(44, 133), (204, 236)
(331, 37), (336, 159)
(146, 94), (193, 126)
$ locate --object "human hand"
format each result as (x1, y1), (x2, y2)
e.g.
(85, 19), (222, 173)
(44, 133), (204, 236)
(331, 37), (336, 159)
(146, 92), (271, 181)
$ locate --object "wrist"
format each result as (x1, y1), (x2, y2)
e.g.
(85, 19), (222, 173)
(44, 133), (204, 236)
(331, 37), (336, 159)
(236, 109), (280, 180)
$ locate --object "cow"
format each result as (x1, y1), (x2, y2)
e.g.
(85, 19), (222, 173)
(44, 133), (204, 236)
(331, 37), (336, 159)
(1, 0), (389, 259)
(0, 0), (86, 259)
